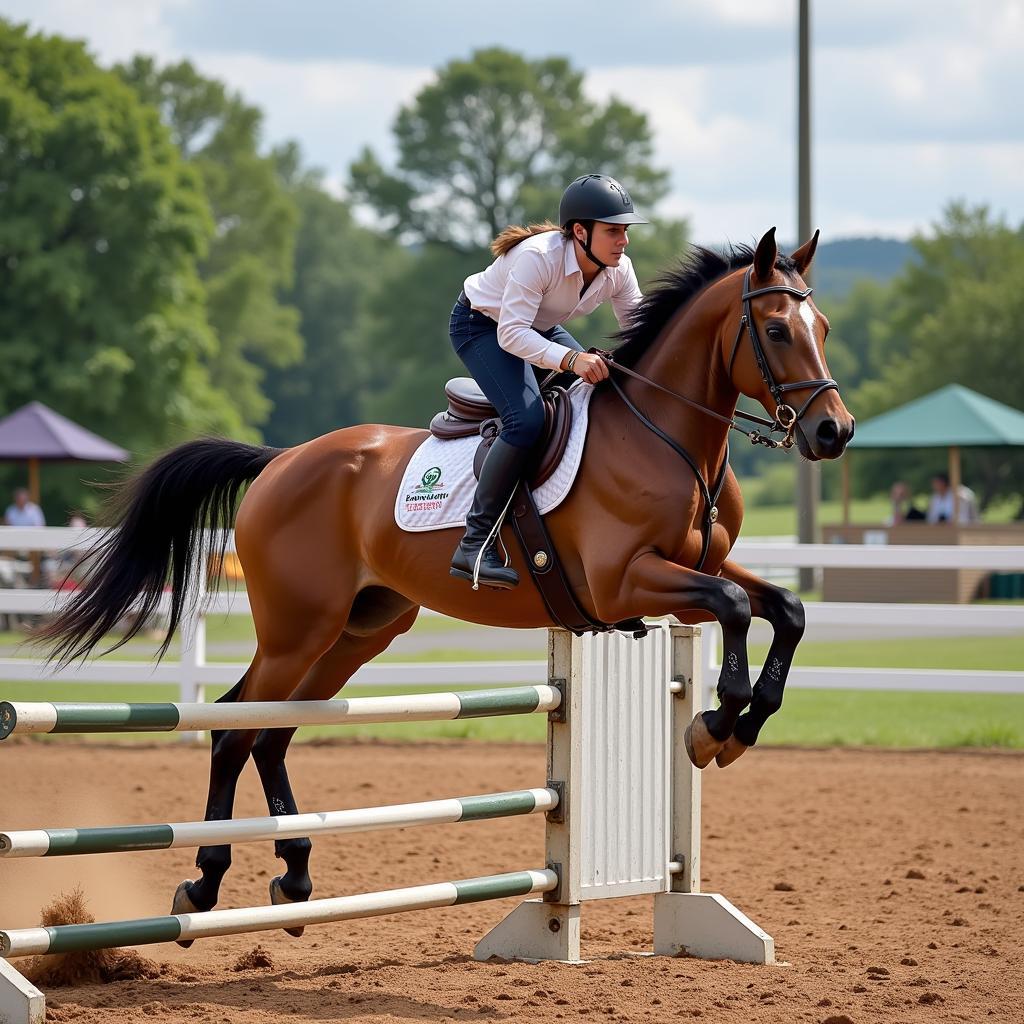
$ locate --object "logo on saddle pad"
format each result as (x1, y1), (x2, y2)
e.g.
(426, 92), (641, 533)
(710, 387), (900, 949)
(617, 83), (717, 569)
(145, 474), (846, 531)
(403, 466), (450, 514)
(419, 467), (443, 491)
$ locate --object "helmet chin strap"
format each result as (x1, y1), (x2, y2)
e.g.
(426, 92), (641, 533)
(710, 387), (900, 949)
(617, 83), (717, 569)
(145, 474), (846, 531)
(578, 224), (608, 271)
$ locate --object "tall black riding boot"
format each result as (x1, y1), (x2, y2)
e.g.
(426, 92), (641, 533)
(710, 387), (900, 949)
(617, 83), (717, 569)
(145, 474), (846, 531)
(450, 436), (530, 590)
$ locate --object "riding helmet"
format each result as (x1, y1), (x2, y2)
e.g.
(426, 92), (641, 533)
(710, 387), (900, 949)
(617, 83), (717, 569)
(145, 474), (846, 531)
(558, 174), (649, 227)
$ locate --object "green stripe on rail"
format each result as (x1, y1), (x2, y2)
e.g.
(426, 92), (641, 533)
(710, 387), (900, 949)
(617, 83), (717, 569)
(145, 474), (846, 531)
(45, 824), (175, 856)
(46, 917), (182, 954)
(452, 871), (548, 905)
(50, 703), (181, 733)
(455, 687), (546, 719)
(457, 791), (546, 821)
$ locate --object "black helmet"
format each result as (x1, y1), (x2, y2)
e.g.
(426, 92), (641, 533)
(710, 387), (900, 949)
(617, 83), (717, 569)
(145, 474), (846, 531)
(558, 174), (649, 228)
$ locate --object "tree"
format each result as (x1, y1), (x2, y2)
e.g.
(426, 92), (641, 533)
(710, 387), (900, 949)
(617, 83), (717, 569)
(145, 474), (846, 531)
(0, 20), (242, 517)
(849, 203), (1024, 511)
(261, 148), (403, 444)
(357, 243), (483, 428)
(117, 57), (302, 432)
(350, 48), (670, 251)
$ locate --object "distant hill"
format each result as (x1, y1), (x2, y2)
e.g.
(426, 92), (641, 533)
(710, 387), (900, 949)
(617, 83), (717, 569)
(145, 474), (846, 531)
(808, 236), (915, 300)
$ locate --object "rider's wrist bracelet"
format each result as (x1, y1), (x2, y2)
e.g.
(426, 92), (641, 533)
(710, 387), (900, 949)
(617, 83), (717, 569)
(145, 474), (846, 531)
(566, 351), (580, 373)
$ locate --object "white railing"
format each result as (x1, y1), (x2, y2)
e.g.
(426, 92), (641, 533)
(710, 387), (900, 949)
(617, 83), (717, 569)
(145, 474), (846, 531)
(1, 529), (1022, 713)
(706, 540), (1024, 703)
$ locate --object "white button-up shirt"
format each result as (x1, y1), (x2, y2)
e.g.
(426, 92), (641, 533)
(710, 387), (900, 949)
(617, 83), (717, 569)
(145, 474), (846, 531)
(463, 229), (643, 370)
(3, 501), (45, 527)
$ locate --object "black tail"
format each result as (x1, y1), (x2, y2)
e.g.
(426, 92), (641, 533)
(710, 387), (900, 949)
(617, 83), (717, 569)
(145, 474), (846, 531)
(37, 438), (285, 665)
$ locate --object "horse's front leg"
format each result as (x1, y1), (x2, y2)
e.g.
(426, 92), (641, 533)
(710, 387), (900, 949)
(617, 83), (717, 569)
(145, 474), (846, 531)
(620, 552), (752, 768)
(714, 559), (806, 767)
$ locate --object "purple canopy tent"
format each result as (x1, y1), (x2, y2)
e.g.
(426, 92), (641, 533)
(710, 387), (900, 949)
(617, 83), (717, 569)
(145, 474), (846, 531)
(0, 401), (129, 505)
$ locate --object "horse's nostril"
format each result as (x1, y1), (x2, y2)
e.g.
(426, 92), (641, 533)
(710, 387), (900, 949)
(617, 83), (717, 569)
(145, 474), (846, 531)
(816, 419), (839, 448)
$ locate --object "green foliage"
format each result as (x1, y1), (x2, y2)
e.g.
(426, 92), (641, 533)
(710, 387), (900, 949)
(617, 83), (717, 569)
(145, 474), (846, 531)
(350, 47), (669, 250)
(0, 20), (245, 519)
(848, 203), (1024, 511)
(263, 160), (403, 444)
(359, 243), (480, 428)
(117, 56), (302, 435)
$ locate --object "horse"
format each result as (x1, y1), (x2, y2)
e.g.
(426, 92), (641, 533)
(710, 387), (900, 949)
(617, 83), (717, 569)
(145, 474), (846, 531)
(38, 227), (854, 930)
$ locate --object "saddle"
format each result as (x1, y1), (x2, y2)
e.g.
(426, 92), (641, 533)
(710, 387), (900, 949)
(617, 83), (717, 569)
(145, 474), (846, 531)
(429, 377), (573, 488)
(429, 376), (647, 641)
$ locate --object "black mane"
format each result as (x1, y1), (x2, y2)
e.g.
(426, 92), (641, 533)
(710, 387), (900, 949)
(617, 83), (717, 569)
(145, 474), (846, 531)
(612, 244), (798, 368)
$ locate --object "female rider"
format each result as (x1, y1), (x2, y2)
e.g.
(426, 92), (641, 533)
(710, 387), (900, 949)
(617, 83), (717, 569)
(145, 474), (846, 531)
(449, 173), (648, 590)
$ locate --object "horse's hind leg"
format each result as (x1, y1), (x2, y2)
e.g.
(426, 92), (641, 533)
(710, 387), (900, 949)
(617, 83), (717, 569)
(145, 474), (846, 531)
(171, 631), (342, 938)
(713, 559), (805, 767)
(251, 601), (420, 935)
(172, 707), (258, 939)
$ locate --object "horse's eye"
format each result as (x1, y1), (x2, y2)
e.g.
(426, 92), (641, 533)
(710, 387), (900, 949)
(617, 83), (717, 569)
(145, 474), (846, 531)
(766, 326), (786, 342)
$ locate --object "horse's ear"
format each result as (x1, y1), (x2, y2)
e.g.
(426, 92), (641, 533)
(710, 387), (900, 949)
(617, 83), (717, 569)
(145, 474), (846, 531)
(753, 227), (778, 282)
(791, 229), (820, 276)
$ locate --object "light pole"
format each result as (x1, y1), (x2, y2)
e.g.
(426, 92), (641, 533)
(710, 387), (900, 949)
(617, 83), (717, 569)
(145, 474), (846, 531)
(797, 0), (818, 592)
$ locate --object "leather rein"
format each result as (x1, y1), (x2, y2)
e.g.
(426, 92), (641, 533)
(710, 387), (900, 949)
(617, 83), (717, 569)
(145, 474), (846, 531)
(601, 267), (840, 571)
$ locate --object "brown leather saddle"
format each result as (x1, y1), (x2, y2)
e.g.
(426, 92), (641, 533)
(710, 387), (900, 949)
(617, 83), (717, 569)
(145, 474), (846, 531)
(428, 377), (647, 640)
(429, 377), (573, 488)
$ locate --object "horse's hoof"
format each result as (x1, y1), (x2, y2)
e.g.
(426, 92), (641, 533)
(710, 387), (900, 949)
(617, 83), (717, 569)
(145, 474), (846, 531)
(171, 880), (199, 948)
(270, 876), (307, 937)
(715, 735), (749, 768)
(683, 712), (724, 769)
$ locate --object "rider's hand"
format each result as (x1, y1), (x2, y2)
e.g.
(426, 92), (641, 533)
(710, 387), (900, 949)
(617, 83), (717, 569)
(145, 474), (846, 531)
(570, 352), (610, 384)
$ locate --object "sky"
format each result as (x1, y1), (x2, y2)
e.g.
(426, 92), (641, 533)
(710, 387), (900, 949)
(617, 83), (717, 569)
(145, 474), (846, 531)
(2, 0), (1022, 245)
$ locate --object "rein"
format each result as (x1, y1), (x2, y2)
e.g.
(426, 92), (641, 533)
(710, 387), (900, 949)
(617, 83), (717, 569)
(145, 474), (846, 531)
(599, 267), (841, 570)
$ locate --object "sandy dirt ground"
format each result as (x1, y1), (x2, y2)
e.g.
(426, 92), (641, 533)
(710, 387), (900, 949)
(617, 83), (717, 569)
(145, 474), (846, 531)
(1, 740), (1021, 1023)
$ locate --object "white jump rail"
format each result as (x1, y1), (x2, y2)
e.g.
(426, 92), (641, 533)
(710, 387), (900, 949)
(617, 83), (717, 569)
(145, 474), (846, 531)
(2, 527), (1023, 705)
(0, 624), (773, 1024)
(0, 788), (559, 858)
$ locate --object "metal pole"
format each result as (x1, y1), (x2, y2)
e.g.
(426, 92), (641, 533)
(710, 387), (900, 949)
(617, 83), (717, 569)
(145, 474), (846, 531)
(797, 0), (819, 591)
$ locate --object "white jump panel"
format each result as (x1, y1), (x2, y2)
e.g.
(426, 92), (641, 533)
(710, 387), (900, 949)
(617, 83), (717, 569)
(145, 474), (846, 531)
(578, 627), (674, 900)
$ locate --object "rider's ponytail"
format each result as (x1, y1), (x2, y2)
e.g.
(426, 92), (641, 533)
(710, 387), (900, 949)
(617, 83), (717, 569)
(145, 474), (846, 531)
(490, 220), (564, 257)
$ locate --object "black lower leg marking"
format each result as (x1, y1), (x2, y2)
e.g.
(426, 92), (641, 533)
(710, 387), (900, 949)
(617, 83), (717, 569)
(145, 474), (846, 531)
(253, 726), (313, 903)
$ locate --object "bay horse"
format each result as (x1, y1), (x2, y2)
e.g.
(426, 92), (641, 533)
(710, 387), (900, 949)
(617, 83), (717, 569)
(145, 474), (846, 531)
(39, 227), (853, 930)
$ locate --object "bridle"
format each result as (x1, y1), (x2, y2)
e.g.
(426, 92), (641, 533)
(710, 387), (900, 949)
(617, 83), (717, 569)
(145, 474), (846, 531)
(600, 265), (841, 570)
(605, 265), (840, 451)
(725, 266), (839, 448)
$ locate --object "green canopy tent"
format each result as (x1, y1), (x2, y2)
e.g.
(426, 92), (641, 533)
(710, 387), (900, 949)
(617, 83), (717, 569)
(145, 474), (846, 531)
(844, 384), (1024, 523)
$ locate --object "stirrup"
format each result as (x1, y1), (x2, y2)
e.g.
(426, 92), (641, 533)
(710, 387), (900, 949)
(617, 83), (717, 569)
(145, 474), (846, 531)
(467, 490), (516, 591)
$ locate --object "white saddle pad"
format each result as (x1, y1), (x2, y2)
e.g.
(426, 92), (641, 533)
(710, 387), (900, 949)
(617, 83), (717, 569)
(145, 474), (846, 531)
(395, 382), (595, 532)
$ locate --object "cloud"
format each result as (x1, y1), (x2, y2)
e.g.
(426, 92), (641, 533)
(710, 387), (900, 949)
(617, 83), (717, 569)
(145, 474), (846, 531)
(2, 0), (1022, 241)
(194, 53), (432, 170)
(0, 0), (187, 63)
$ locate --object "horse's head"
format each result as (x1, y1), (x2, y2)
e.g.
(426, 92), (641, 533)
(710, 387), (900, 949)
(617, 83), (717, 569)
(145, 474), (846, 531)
(727, 227), (854, 460)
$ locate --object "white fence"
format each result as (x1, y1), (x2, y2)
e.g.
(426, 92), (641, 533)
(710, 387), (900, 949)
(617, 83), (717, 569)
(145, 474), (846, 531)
(1, 528), (1023, 712)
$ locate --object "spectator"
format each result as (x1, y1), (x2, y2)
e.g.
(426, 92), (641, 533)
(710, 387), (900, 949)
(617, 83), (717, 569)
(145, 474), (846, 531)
(888, 481), (926, 524)
(54, 512), (90, 585)
(926, 472), (979, 524)
(3, 488), (45, 527)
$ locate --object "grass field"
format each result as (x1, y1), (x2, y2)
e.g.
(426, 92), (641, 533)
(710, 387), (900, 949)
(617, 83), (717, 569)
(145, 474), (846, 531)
(3, 622), (1021, 748)
(3, 569), (1022, 750)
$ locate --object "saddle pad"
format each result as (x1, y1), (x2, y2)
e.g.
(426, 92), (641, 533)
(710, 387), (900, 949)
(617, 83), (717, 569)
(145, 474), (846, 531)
(395, 382), (595, 532)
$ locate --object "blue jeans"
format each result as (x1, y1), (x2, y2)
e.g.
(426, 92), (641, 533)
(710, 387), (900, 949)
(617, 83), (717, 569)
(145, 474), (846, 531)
(449, 300), (583, 449)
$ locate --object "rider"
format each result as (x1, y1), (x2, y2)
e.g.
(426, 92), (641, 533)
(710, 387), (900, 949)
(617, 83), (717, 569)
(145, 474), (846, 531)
(449, 173), (649, 590)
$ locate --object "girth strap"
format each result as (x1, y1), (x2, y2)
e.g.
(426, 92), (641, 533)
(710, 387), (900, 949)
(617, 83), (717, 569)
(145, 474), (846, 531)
(509, 482), (648, 639)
